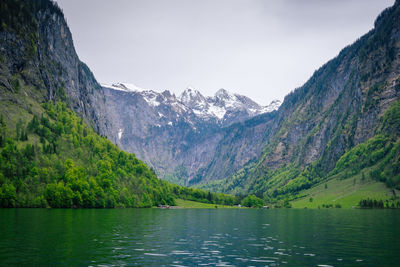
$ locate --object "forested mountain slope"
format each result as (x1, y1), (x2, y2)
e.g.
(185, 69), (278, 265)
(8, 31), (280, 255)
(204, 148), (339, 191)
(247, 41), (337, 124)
(0, 0), (236, 208)
(202, 0), (400, 204)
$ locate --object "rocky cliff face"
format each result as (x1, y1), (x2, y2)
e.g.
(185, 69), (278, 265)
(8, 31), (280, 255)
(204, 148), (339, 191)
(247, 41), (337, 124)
(202, 0), (400, 196)
(259, 0), (400, 171)
(101, 82), (281, 185)
(0, 0), (111, 137)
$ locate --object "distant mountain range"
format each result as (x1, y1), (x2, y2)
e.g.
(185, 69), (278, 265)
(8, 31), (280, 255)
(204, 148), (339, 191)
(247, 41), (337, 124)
(102, 82), (280, 124)
(101, 82), (281, 185)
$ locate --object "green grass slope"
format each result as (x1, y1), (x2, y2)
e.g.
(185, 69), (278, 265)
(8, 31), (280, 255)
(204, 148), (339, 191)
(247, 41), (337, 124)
(291, 170), (399, 209)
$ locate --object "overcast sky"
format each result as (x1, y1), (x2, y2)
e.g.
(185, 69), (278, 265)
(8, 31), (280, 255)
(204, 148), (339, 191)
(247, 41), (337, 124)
(55, 0), (394, 105)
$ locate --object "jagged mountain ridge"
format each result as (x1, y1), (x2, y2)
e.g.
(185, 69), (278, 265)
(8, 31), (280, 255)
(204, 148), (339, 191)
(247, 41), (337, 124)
(101, 82), (281, 185)
(102, 82), (281, 125)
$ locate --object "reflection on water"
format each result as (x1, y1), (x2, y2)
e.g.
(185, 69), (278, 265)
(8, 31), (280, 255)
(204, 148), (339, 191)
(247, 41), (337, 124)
(0, 209), (399, 266)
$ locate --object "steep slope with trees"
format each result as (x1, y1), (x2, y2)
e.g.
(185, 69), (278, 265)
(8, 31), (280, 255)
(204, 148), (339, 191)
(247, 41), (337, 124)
(202, 0), (400, 205)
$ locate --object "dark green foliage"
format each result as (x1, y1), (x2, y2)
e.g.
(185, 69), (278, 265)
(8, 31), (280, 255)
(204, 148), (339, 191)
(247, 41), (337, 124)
(171, 185), (237, 206)
(359, 198), (385, 208)
(11, 78), (21, 92)
(0, 183), (17, 207)
(359, 3), (397, 65)
(0, 115), (7, 147)
(240, 194), (264, 208)
(55, 86), (67, 102)
(364, 83), (385, 111)
(0, 0), (63, 36)
(15, 119), (28, 141)
(272, 199), (292, 208)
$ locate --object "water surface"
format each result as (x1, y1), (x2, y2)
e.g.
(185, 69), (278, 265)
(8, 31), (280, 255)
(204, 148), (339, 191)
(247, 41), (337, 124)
(0, 208), (399, 266)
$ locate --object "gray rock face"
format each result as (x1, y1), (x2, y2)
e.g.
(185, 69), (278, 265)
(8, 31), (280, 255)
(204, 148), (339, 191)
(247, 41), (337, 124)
(0, 1), (112, 138)
(35, 8), (112, 136)
(101, 82), (281, 185)
(205, 1), (400, 194)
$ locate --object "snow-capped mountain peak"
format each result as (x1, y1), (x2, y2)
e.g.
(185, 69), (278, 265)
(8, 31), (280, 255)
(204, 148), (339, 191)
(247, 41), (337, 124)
(215, 88), (234, 99)
(180, 87), (205, 102)
(102, 82), (281, 125)
(101, 82), (146, 92)
(179, 87), (208, 109)
(261, 99), (282, 113)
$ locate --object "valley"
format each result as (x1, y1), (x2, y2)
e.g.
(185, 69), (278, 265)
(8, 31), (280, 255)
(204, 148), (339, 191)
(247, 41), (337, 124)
(1, 0), (400, 266)
(101, 82), (280, 185)
(0, 0), (399, 209)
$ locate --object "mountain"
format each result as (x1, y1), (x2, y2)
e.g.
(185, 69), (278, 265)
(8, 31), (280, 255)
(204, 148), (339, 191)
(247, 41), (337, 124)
(102, 82), (279, 126)
(0, 0), (112, 137)
(99, 1), (400, 201)
(2, 0), (398, 209)
(101, 82), (280, 185)
(0, 0), (236, 208)
(201, 0), (400, 207)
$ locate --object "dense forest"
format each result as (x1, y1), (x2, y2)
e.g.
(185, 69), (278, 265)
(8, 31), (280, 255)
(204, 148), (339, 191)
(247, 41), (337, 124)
(0, 101), (239, 208)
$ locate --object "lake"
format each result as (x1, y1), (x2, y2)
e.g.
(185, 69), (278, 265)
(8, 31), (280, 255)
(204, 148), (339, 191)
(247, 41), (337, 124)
(0, 208), (399, 266)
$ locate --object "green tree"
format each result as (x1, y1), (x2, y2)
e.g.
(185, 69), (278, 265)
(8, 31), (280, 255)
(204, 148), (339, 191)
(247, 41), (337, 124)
(0, 184), (17, 207)
(241, 195), (264, 208)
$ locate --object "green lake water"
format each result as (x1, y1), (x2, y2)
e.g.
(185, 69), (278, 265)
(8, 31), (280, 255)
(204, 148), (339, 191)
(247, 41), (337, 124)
(0, 208), (399, 266)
